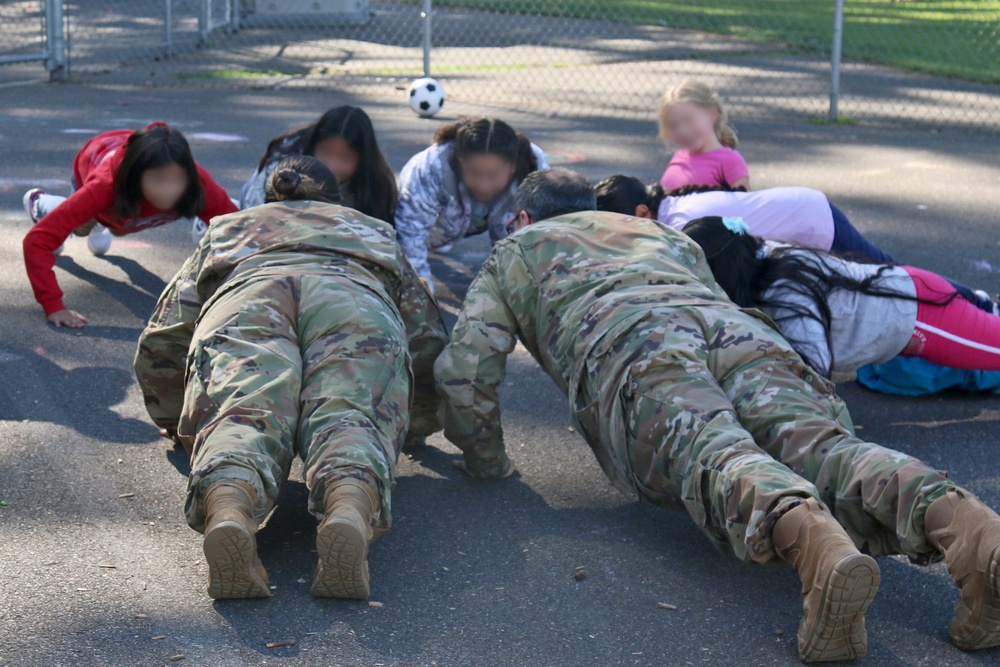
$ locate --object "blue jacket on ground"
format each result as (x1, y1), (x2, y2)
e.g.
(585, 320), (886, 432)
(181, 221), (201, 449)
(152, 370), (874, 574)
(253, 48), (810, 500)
(857, 356), (1000, 396)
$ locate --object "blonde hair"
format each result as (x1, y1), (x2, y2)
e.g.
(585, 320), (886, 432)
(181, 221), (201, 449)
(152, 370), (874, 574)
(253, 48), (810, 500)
(658, 79), (738, 149)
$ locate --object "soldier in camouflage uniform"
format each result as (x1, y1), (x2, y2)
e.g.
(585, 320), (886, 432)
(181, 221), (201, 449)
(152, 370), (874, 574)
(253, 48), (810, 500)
(135, 156), (448, 600)
(435, 168), (1000, 662)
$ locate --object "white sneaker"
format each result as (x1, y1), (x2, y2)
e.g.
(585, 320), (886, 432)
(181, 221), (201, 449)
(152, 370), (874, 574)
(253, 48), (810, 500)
(24, 188), (63, 255)
(434, 243), (454, 253)
(23, 188), (44, 223)
(191, 217), (208, 245)
(973, 290), (1000, 316)
(87, 224), (113, 256)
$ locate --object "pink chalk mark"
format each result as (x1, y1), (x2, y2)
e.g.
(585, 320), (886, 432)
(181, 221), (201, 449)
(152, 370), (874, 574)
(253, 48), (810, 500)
(545, 151), (587, 166)
(109, 239), (153, 249)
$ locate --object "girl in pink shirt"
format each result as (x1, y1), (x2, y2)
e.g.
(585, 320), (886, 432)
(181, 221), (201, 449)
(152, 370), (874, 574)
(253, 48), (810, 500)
(658, 79), (750, 191)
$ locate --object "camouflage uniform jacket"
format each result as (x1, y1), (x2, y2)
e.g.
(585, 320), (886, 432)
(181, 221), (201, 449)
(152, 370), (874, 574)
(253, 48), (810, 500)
(135, 200), (449, 436)
(435, 210), (755, 479)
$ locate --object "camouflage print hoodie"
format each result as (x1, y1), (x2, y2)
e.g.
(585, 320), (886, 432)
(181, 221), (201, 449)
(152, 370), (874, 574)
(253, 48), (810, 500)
(395, 140), (549, 285)
(135, 200), (449, 436)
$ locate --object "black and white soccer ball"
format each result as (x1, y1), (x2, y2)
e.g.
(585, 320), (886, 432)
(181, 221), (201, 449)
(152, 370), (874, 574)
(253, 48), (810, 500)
(408, 77), (445, 118)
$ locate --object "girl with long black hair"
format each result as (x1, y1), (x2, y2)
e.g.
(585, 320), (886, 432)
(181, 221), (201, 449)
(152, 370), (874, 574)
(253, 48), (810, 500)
(22, 122), (237, 328)
(395, 117), (548, 289)
(240, 106), (398, 224)
(682, 215), (1000, 377)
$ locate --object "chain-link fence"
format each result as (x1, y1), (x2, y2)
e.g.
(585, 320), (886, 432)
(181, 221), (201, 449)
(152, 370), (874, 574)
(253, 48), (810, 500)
(0, 0), (64, 73)
(5, 1), (1000, 131)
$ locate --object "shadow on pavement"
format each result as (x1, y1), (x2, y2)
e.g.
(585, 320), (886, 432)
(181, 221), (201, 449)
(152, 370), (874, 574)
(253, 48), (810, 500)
(55, 254), (164, 322)
(0, 346), (159, 444)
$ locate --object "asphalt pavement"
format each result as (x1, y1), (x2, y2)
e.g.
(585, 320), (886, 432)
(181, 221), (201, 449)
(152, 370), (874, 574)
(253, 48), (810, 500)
(1, 80), (1000, 667)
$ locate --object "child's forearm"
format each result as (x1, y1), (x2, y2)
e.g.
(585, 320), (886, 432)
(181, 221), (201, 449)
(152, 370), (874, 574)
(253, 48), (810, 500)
(22, 229), (66, 315)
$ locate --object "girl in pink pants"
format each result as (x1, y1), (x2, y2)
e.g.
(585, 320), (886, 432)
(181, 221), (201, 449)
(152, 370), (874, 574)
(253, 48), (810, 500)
(682, 216), (1000, 377)
(902, 267), (1000, 370)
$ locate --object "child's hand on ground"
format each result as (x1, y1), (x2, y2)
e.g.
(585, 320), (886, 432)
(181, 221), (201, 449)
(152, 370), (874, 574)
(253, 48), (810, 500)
(47, 308), (89, 328)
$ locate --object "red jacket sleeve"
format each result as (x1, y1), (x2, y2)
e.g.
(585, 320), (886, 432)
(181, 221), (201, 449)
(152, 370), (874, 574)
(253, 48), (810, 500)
(22, 175), (115, 316)
(196, 165), (238, 224)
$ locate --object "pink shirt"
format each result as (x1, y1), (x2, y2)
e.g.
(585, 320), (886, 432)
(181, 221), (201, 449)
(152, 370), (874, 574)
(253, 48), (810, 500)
(660, 147), (749, 190)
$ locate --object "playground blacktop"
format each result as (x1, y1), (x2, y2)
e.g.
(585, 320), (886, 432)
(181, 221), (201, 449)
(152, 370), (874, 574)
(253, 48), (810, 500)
(1, 72), (999, 666)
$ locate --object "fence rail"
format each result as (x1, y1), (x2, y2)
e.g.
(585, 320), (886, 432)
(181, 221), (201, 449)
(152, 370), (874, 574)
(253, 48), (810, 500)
(3, 1), (998, 132)
(0, 0), (65, 75)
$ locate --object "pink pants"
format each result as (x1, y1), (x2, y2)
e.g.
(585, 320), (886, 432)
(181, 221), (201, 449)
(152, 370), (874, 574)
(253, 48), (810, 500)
(899, 266), (1000, 370)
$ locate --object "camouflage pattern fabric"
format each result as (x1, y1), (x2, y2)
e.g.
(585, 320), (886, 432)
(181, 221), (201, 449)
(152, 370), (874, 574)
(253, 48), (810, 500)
(435, 210), (955, 565)
(135, 201), (449, 532)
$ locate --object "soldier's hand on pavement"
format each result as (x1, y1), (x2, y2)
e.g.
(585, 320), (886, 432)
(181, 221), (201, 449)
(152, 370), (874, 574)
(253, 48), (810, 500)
(452, 458), (515, 480)
(158, 428), (183, 446)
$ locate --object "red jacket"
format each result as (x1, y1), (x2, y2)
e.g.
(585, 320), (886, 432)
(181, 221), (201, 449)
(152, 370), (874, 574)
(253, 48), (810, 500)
(23, 124), (238, 315)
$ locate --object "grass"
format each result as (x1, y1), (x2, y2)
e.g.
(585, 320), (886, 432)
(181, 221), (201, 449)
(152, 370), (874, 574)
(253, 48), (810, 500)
(808, 115), (859, 125)
(417, 1), (1000, 84)
(170, 67), (309, 79)
(168, 61), (590, 80)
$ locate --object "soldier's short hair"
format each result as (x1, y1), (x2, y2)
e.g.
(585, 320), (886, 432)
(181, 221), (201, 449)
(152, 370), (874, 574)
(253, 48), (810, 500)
(513, 168), (596, 223)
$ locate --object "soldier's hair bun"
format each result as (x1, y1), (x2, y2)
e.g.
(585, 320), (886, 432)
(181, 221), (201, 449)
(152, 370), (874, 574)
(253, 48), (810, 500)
(271, 168), (303, 197)
(264, 155), (341, 205)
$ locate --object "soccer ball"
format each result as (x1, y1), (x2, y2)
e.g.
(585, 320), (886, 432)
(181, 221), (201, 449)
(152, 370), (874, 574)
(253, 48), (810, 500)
(408, 77), (445, 117)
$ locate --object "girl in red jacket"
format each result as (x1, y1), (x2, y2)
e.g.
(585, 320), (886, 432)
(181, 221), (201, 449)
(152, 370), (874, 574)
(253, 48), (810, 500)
(22, 122), (237, 328)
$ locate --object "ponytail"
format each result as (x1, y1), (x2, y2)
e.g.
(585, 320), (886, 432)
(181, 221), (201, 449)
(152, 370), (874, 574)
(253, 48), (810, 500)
(664, 181), (747, 198)
(264, 155), (340, 205)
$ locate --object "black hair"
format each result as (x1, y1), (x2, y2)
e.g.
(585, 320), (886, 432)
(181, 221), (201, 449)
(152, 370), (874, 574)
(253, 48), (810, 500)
(665, 182), (746, 197)
(593, 174), (673, 218)
(264, 155), (341, 205)
(513, 168), (596, 222)
(434, 117), (539, 184)
(595, 176), (748, 218)
(595, 174), (649, 215)
(682, 216), (957, 375)
(113, 124), (204, 219)
(256, 106), (398, 224)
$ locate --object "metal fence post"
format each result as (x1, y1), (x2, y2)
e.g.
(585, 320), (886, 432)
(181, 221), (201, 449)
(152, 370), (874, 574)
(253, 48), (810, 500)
(422, 0), (432, 77)
(228, 0), (240, 32)
(829, 0), (845, 121)
(45, 0), (67, 81)
(199, 0), (210, 44)
(165, 0), (173, 58)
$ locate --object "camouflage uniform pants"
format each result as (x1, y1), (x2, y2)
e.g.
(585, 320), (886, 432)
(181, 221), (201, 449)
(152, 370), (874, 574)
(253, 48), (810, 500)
(576, 306), (953, 565)
(179, 272), (411, 533)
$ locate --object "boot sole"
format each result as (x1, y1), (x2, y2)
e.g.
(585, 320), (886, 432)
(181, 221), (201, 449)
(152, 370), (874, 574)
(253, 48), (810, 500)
(203, 521), (271, 599)
(799, 553), (880, 663)
(312, 517), (371, 599)
(951, 544), (1000, 651)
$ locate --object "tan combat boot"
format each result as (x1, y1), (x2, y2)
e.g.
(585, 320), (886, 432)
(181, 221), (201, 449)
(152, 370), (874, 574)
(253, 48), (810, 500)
(201, 479), (270, 599)
(773, 499), (881, 663)
(311, 478), (378, 599)
(925, 489), (1000, 651)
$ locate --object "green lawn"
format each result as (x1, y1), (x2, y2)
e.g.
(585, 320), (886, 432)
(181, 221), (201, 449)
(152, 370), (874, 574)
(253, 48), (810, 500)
(421, 1), (1000, 84)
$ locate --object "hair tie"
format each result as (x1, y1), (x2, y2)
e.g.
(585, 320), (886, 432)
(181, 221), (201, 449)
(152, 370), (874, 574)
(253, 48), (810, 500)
(722, 216), (749, 235)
